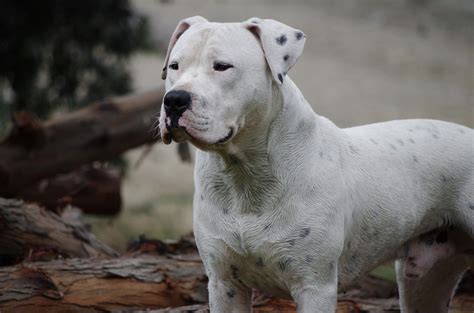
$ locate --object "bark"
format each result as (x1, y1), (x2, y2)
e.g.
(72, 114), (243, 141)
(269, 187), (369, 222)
(0, 198), (117, 264)
(0, 255), (207, 313)
(0, 223), (472, 313)
(144, 294), (474, 313)
(0, 88), (165, 197)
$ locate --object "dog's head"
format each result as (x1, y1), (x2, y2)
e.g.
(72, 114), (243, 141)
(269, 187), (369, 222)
(159, 16), (306, 150)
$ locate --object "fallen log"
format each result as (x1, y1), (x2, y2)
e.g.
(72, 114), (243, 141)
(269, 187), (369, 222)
(2, 255), (471, 313)
(0, 198), (117, 264)
(0, 255), (208, 313)
(146, 295), (474, 313)
(0, 88), (164, 197)
(0, 228), (472, 313)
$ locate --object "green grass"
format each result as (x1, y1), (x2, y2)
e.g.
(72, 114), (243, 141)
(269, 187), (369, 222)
(370, 263), (397, 282)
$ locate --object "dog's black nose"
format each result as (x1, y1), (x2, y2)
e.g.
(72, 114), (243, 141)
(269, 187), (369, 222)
(164, 90), (191, 117)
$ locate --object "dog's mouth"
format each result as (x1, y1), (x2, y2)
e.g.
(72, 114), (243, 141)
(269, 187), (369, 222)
(215, 128), (234, 145)
(165, 125), (234, 146)
(169, 127), (191, 142)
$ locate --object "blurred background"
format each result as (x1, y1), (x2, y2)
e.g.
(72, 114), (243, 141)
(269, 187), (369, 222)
(0, 0), (473, 253)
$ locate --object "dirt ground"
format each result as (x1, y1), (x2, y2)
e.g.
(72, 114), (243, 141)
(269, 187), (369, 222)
(89, 0), (473, 250)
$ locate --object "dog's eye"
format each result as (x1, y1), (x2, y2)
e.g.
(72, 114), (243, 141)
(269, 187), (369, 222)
(213, 62), (234, 72)
(169, 62), (179, 70)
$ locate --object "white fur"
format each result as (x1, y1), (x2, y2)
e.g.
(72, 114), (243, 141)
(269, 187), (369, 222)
(159, 17), (474, 313)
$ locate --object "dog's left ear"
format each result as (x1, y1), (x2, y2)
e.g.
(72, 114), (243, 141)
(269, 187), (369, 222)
(162, 16), (208, 80)
(243, 18), (306, 85)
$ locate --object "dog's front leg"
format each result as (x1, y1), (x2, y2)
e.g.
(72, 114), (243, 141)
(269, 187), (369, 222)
(294, 285), (337, 313)
(291, 266), (338, 313)
(208, 277), (252, 313)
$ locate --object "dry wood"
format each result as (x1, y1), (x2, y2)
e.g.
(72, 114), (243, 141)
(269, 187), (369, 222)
(0, 88), (165, 197)
(0, 198), (117, 263)
(0, 226), (472, 313)
(0, 255), (207, 313)
(142, 294), (474, 313)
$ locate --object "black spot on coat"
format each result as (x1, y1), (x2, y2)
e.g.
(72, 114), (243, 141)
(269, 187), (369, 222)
(226, 289), (236, 298)
(278, 73), (283, 83)
(283, 54), (289, 61)
(230, 264), (239, 279)
(300, 227), (310, 238)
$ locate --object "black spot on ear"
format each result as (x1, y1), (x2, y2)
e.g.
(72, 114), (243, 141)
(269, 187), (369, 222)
(251, 19), (259, 24)
(276, 34), (287, 45)
(176, 31), (184, 39)
(283, 54), (289, 61)
(295, 31), (304, 40)
(278, 73), (283, 83)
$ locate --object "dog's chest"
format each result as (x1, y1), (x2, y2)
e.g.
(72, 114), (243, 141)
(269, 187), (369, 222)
(197, 208), (316, 297)
(210, 220), (297, 297)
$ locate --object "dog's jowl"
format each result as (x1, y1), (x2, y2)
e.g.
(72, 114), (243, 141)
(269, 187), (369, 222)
(159, 16), (473, 313)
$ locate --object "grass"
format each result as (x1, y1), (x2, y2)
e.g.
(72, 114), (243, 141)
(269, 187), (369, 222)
(370, 263), (397, 282)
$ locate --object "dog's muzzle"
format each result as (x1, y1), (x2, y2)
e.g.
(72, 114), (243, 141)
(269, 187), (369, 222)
(162, 90), (192, 142)
(164, 90), (192, 127)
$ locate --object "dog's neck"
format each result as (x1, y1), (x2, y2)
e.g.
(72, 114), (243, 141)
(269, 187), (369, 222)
(204, 78), (332, 214)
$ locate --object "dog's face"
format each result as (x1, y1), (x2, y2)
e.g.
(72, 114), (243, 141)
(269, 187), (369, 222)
(159, 17), (306, 150)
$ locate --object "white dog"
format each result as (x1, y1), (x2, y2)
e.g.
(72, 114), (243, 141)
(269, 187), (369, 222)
(159, 16), (473, 313)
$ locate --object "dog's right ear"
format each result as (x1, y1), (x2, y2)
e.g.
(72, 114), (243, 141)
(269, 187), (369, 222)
(161, 16), (208, 80)
(243, 18), (306, 85)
